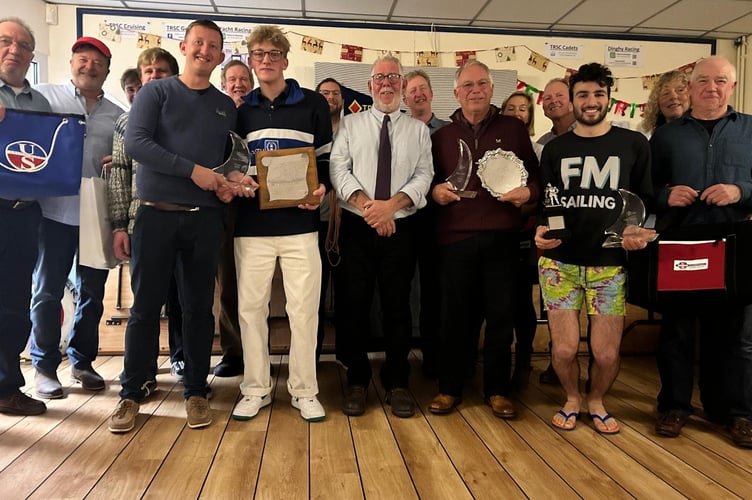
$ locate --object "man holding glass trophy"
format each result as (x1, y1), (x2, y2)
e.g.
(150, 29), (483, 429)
(535, 63), (655, 435)
(429, 61), (540, 419)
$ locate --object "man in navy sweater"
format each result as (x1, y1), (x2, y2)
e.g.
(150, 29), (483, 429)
(109, 19), (242, 433)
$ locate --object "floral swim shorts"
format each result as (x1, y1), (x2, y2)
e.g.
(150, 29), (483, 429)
(538, 256), (626, 316)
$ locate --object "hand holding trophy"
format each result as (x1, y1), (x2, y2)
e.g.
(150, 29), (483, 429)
(213, 131), (255, 199)
(602, 189), (657, 249)
(542, 183), (571, 240)
(445, 139), (477, 199)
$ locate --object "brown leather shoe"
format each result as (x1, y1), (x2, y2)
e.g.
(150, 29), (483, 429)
(731, 417), (752, 448)
(487, 395), (516, 419)
(655, 411), (689, 437)
(429, 393), (461, 415)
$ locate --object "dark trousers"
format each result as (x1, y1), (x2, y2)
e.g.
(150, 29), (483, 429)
(317, 220), (335, 361)
(165, 275), (184, 364)
(438, 231), (518, 398)
(513, 234), (539, 371)
(30, 218), (108, 374)
(0, 203), (41, 397)
(336, 211), (417, 389)
(728, 303), (752, 420)
(120, 206), (223, 401)
(216, 203), (242, 360)
(414, 206), (441, 369)
(657, 294), (741, 422)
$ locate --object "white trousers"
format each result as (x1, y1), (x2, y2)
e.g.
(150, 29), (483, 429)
(235, 232), (321, 397)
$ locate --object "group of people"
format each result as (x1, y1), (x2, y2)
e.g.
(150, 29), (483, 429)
(1, 15), (751, 449)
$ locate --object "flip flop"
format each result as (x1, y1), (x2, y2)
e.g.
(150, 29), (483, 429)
(590, 413), (621, 435)
(551, 409), (578, 431)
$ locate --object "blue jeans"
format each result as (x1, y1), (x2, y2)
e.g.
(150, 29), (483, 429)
(120, 206), (223, 401)
(30, 218), (108, 374)
(0, 203), (41, 397)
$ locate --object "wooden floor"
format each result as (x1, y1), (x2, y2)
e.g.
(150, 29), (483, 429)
(2, 353), (751, 499)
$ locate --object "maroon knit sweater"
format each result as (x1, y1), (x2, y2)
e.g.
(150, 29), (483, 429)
(431, 106), (540, 246)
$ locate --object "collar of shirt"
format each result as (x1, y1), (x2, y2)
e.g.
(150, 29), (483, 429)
(369, 106), (402, 125)
(0, 78), (31, 95)
(70, 80), (104, 101)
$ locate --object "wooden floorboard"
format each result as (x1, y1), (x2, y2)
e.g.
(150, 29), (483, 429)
(2, 353), (752, 499)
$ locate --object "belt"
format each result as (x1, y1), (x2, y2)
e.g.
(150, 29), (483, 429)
(0, 198), (36, 210)
(140, 200), (200, 212)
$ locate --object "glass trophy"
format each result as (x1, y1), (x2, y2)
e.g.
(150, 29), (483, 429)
(476, 148), (528, 197)
(213, 131), (250, 178)
(602, 189), (657, 248)
(446, 138), (477, 198)
(542, 183), (570, 240)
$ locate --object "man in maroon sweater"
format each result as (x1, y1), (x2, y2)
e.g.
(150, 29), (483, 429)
(429, 61), (540, 418)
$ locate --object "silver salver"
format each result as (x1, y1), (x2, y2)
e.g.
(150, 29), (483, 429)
(476, 148), (528, 197)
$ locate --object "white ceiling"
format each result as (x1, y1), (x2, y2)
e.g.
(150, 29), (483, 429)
(49, 0), (752, 40)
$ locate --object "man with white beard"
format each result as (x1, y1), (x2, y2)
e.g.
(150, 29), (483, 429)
(330, 55), (433, 418)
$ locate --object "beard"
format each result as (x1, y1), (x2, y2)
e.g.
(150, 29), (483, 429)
(574, 105), (608, 126)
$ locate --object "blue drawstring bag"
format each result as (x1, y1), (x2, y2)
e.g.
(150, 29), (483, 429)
(0, 108), (85, 199)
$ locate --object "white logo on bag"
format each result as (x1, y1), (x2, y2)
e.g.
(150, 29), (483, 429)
(673, 258), (709, 271)
(0, 117), (79, 174)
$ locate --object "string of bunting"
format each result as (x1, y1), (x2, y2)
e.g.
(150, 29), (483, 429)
(516, 79), (650, 118)
(234, 27), (701, 118)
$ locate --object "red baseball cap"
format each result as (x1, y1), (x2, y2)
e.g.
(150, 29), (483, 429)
(71, 36), (111, 59)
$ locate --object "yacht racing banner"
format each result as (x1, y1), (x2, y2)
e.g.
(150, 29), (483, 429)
(0, 108), (85, 199)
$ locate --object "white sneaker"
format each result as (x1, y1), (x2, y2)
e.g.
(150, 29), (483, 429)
(291, 396), (325, 422)
(170, 361), (185, 382)
(232, 394), (271, 420)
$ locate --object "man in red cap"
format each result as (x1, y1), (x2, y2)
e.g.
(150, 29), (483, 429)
(30, 35), (123, 400)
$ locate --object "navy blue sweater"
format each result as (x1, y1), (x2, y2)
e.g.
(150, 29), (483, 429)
(125, 76), (237, 208)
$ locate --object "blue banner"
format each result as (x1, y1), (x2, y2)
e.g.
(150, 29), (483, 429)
(0, 108), (85, 199)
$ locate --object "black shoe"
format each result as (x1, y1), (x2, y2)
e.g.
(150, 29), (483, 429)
(342, 385), (366, 416)
(35, 370), (63, 399)
(71, 366), (105, 391)
(0, 390), (46, 416)
(213, 356), (244, 377)
(539, 363), (560, 385)
(386, 388), (415, 418)
(655, 411), (689, 437)
(730, 417), (752, 448)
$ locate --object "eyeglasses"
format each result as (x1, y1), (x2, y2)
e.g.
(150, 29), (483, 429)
(0, 36), (33, 54)
(319, 90), (341, 97)
(250, 49), (285, 62)
(371, 73), (401, 84)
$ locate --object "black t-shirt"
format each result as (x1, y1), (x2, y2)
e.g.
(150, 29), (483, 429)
(539, 126), (653, 266)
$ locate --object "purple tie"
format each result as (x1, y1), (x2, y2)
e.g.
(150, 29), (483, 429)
(374, 114), (391, 200)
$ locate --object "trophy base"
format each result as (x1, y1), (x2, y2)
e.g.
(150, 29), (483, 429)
(452, 189), (478, 199)
(543, 228), (570, 240)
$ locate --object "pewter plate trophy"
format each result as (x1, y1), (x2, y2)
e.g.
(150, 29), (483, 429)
(213, 131), (251, 178)
(602, 189), (657, 248)
(476, 148), (528, 197)
(446, 138), (477, 198)
(542, 183), (570, 240)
